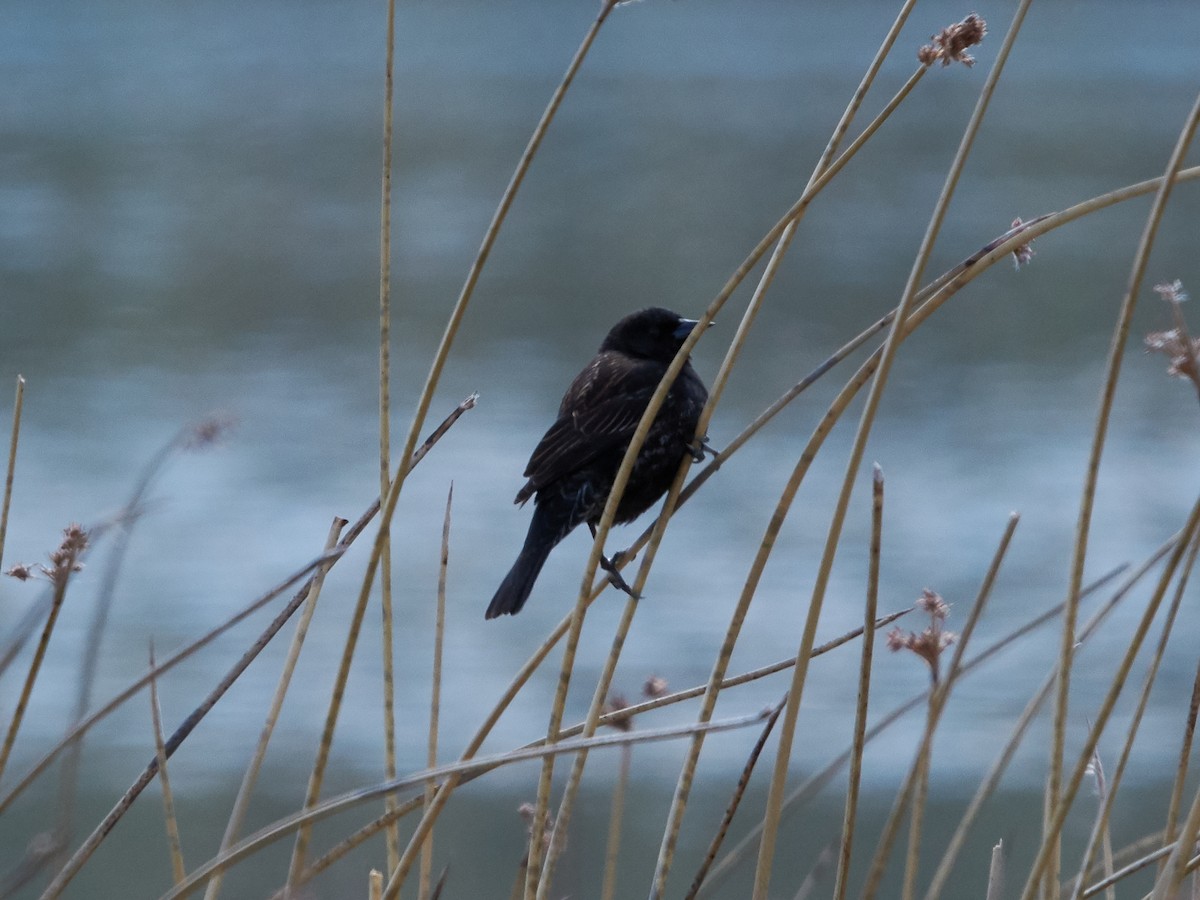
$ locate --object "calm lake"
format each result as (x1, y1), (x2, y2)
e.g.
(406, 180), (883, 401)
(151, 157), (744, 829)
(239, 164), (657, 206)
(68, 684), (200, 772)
(3, 0), (1200, 896)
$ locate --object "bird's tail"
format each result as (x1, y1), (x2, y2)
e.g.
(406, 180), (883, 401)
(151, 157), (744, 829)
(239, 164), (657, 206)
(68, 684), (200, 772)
(485, 527), (556, 619)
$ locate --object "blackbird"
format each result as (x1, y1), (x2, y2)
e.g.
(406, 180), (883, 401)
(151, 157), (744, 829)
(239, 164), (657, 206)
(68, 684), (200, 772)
(485, 307), (710, 619)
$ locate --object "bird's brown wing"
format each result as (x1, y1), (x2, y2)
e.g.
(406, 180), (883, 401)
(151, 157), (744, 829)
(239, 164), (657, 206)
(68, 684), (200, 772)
(517, 353), (657, 498)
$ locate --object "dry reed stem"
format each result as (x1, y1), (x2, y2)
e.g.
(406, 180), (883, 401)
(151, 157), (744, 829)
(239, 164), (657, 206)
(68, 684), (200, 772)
(832, 464), (885, 900)
(1035, 88), (1200, 900)
(596, 66), (938, 887)
(861, 516), (1020, 900)
(1164, 637), (1200, 873)
(38, 534), (343, 900)
(904, 720), (933, 900)
(365, 6), (621, 895)
(683, 699), (786, 900)
(0, 374), (24, 571)
(1049, 79), (1200, 900)
(272, 797), (425, 899)
(1155, 789), (1200, 899)
(528, 318), (713, 900)
(652, 348), (881, 898)
(0, 531), (83, 784)
(390, 162), (1200, 896)
(203, 517), (346, 900)
(536, 34), (941, 900)
(921, 534), (1180, 900)
(986, 841), (1005, 900)
(751, 2), (1033, 895)
(0, 545), (338, 819)
(61, 420), (220, 842)
(286, 396), (477, 888)
(1068, 527), (1200, 900)
(286, 613), (906, 898)
(419, 485), (452, 900)
(791, 840), (836, 900)
(38, 400), (472, 900)
(539, 80), (916, 871)
(377, 0), (398, 868)
(1, 395), (472, 822)
(1019, 492), (1200, 900)
(1083, 842), (1176, 897)
(379, 542), (398, 877)
(699, 563), (1106, 898)
(149, 644), (186, 885)
(369, 868), (383, 900)
(600, 742), (632, 900)
(157, 710), (770, 900)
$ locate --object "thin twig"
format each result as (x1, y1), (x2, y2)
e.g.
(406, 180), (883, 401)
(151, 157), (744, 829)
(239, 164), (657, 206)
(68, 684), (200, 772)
(751, 4), (1034, 895)
(0, 374), (25, 572)
(683, 699), (785, 900)
(203, 517), (346, 900)
(149, 644), (186, 885)
(861, 515), (1020, 900)
(1033, 88), (1200, 900)
(833, 464), (884, 900)
(157, 710), (772, 900)
(921, 534), (1179, 900)
(419, 485), (452, 900)
(0, 529), (86, 784)
(377, 0), (398, 870)
(1069, 527), (1200, 900)
(35, 398), (474, 900)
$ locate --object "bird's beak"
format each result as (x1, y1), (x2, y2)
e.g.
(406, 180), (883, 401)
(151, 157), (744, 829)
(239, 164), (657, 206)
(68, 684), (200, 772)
(673, 318), (710, 339)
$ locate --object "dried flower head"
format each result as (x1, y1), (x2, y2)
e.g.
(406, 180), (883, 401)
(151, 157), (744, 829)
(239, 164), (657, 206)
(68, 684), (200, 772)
(643, 675), (668, 699)
(517, 802), (558, 854)
(916, 588), (949, 619)
(6, 563), (34, 581)
(918, 13), (987, 67)
(1009, 218), (1036, 269)
(47, 523), (89, 583)
(603, 694), (635, 733)
(9, 523), (90, 584)
(182, 414), (236, 451)
(1155, 280), (1190, 306)
(1146, 280), (1200, 397)
(888, 589), (956, 683)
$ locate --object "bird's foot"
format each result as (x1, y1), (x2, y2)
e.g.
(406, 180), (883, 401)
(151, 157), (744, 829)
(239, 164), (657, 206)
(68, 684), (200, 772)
(600, 551), (641, 600)
(689, 435), (719, 463)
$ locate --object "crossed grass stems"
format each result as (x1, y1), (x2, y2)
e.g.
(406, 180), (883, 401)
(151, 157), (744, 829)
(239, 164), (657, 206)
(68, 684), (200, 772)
(3, 2), (1200, 899)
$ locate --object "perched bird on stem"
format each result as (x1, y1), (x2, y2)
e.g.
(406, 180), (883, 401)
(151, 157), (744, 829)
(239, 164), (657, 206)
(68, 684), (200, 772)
(486, 307), (711, 619)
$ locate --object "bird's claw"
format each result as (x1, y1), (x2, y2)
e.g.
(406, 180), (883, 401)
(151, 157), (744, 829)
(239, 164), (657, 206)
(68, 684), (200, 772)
(600, 552), (641, 600)
(689, 435), (719, 463)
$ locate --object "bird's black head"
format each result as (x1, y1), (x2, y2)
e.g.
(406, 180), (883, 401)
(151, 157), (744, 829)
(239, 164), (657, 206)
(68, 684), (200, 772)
(599, 307), (702, 363)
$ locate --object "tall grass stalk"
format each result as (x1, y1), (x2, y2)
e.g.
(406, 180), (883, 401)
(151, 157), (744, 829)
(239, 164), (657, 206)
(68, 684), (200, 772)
(378, 7), (622, 893)
(376, 0), (399, 874)
(148, 644), (187, 886)
(1035, 86), (1200, 900)
(751, 4), (1034, 895)
(0, 374), (24, 571)
(1048, 75), (1200, 900)
(157, 710), (771, 900)
(1068, 528), (1200, 900)
(832, 464), (884, 900)
(203, 517), (347, 900)
(419, 485), (452, 900)
(1019, 491), (1200, 900)
(922, 534), (1180, 900)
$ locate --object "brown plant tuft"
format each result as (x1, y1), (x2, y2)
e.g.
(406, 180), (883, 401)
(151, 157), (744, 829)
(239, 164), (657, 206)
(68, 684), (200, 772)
(887, 589), (956, 683)
(918, 13), (987, 68)
(1146, 280), (1200, 397)
(1009, 218), (1036, 269)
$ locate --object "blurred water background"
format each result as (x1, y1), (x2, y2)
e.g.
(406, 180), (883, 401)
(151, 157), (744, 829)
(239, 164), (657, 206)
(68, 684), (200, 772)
(3, 0), (1200, 896)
